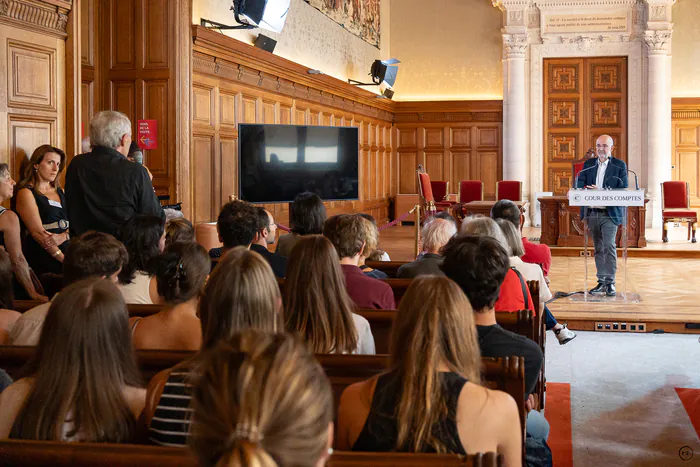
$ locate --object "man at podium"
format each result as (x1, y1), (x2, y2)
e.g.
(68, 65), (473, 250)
(575, 134), (628, 296)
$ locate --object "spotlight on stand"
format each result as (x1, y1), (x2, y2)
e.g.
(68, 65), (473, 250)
(348, 58), (400, 100)
(200, 0), (290, 33)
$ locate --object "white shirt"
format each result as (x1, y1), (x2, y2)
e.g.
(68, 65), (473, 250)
(591, 157), (609, 209)
(351, 313), (376, 355)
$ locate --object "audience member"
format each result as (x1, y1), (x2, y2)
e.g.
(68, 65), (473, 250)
(496, 219), (576, 345)
(0, 278), (145, 441)
(433, 210), (459, 230)
(250, 207), (287, 278)
(164, 218), (195, 247)
(358, 216), (388, 279)
(284, 235), (375, 354)
(397, 218), (456, 278)
(9, 231), (127, 346)
(358, 213), (390, 261)
(461, 217), (534, 314)
(337, 276), (521, 465)
(0, 163), (47, 302)
(441, 235), (548, 440)
(189, 331), (334, 467)
(276, 192), (327, 257)
(130, 242), (210, 351)
(117, 214), (164, 304)
(323, 214), (395, 310)
(66, 111), (164, 238)
(491, 200), (551, 278)
(143, 247), (280, 447)
(0, 249), (19, 344)
(208, 200), (259, 259)
(14, 144), (69, 276)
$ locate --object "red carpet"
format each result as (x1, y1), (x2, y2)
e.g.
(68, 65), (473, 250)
(676, 388), (700, 440)
(544, 382), (573, 467)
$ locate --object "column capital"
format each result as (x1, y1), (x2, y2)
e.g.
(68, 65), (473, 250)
(644, 29), (673, 55)
(503, 34), (528, 59)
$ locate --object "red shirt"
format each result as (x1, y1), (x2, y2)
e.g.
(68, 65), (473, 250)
(341, 264), (396, 310)
(521, 237), (551, 278)
(494, 269), (535, 314)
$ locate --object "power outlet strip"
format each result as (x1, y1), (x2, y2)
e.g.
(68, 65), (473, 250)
(595, 322), (646, 332)
(579, 250), (592, 257)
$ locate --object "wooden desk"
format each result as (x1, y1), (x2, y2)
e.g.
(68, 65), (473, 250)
(538, 196), (648, 248)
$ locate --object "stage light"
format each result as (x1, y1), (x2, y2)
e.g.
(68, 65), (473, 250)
(200, 0), (290, 34)
(348, 58), (400, 100)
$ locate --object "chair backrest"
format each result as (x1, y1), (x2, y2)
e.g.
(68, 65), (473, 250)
(661, 181), (690, 210)
(571, 150), (595, 188)
(459, 181), (484, 203)
(496, 181), (522, 202)
(193, 222), (221, 252)
(430, 181), (449, 202)
(276, 278), (411, 306)
(417, 171), (435, 203)
(364, 261), (403, 278)
(0, 440), (502, 467)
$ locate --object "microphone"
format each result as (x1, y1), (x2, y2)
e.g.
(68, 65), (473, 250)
(575, 165), (598, 189)
(628, 169), (639, 190)
(604, 175), (626, 190)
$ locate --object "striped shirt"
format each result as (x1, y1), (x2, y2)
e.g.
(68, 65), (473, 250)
(148, 370), (194, 447)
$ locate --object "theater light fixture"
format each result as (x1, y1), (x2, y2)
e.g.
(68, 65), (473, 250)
(348, 58), (400, 100)
(201, 0), (290, 33)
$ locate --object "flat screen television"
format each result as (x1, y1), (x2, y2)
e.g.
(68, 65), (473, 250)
(238, 124), (359, 203)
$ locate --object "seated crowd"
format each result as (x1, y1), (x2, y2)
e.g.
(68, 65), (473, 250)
(0, 110), (577, 466)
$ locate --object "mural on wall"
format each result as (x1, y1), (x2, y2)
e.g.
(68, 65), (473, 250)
(305, 0), (380, 48)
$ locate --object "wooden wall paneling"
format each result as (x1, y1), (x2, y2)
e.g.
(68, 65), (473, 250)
(671, 99), (700, 207)
(0, 6), (67, 184)
(81, 0), (99, 140)
(191, 134), (215, 222)
(109, 0), (136, 70)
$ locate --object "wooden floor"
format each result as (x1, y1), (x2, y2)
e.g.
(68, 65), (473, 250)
(379, 225), (700, 333)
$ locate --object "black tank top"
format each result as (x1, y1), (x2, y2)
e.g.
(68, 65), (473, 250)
(27, 187), (68, 233)
(0, 206), (6, 247)
(352, 371), (468, 454)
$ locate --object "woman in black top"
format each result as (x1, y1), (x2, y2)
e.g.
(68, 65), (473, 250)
(15, 145), (69, 276)
(337, 275), (522, 466)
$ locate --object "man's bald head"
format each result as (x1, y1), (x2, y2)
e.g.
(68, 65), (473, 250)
(596, 135), (614, 162)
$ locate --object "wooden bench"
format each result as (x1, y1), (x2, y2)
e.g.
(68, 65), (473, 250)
(365, 260), (404, 278)
(0, 440), (503, 466)
(0, 346), (525, 435)
(276, 278), (412, 306)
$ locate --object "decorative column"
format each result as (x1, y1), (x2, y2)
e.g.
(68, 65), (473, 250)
(644, 29), (673, 229)
(502, 34), (528, 186)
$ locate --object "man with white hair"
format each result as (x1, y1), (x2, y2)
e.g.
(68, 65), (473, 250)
(66, 111), (164, 238)
(397, 218), (456, 278)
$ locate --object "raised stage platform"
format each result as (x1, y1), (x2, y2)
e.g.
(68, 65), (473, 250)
(379, 224), (700, 334)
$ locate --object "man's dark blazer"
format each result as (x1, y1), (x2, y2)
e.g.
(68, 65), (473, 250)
(250, 244), (287, 278)
(575, 156), (628, 225)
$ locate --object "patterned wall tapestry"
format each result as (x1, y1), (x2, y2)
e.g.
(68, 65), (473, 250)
(305, 0), (380, 48)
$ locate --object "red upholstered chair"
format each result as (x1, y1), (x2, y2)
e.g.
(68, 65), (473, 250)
(571, 149), (596, 188)
(661, 181), (697, 243)
(496, 181), (523, 202)
(430, 181), (451, 203)
(416, 166), (453, 214)
(459, 181), (484, 203)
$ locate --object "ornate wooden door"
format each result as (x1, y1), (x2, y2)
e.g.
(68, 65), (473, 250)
(544, 57), (627, 195)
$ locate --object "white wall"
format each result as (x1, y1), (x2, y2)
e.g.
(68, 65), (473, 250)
(192, 0), (390, 86)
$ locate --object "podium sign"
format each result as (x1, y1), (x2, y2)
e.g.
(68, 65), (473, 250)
(568, 189), (645, 207)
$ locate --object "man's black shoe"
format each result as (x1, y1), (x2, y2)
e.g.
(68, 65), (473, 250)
(589, 283), (606, 294)
(606, 283), (616, 296)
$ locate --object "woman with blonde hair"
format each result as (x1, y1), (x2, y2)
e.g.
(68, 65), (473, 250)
(357, 215), (388, 279)
(337, 276), (521, 465)
(142, 247), (281, 447)
(14, 144), (69, 276)
(284, 235), (375, 355)
(190, 331), (334, 467)
(0, 278), (145, 441)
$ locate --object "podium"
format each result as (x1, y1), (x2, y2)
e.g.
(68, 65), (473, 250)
(567, 188), (645, 302)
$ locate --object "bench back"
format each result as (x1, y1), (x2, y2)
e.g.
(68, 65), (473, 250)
(0, 440), (503, 466)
